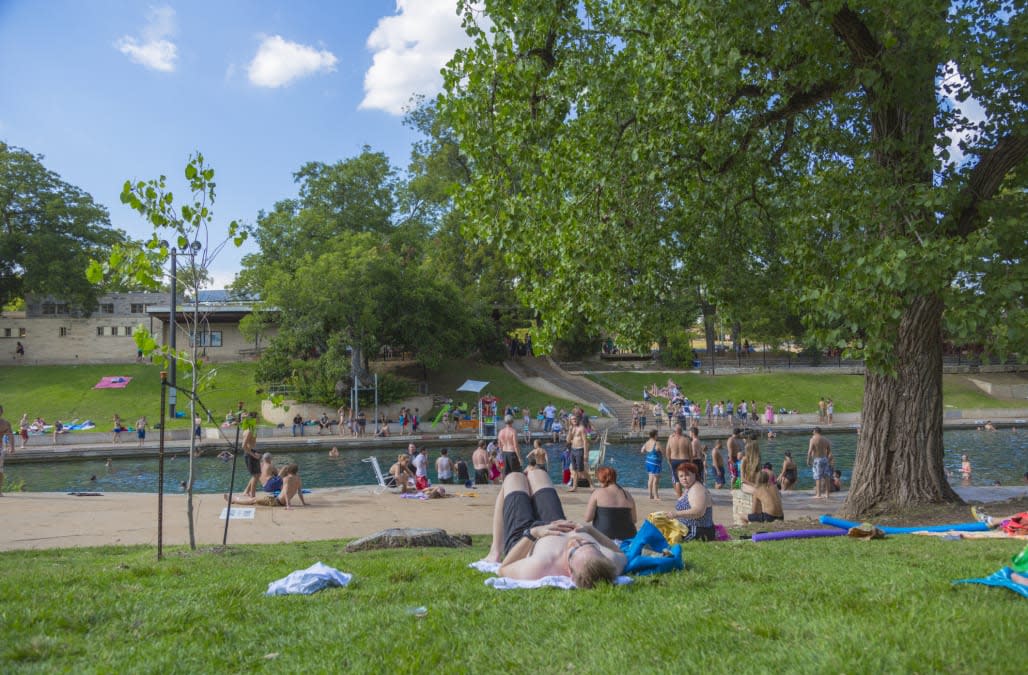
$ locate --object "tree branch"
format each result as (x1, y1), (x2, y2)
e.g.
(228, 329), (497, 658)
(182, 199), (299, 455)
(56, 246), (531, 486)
(950, 132), (1028, 237)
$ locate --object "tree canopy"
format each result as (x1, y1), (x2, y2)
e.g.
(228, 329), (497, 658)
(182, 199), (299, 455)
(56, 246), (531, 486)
(440, 0), (1027, 513)
(0, 142), (127, 312)
(238, 147), (497, 399)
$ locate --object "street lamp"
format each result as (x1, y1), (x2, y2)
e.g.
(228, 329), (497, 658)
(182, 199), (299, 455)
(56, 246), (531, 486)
(161, 239), (202, 417)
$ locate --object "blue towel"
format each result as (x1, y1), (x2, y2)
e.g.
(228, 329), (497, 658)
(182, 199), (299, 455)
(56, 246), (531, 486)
(953, 567), (1028, 598)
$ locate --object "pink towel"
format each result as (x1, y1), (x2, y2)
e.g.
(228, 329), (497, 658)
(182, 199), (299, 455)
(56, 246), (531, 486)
(94, 376), (132, 389)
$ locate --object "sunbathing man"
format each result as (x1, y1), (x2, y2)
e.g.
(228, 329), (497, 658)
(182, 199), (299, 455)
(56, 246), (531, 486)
(227, 463), (306, 509)
(484, 469), (626, 588)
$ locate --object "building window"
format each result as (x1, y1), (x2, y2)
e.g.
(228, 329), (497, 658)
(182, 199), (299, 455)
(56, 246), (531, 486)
(19, 327), (26, 336)
(59, 327), (68, 337)
(97, 326), (105, 337)
(100, 303), (114, 314)
(124, 326), (133, 337)
(56, 304), (69, 314)
(3, 328), (10, 338)
(131, 303), (145, 313)
(42, 302), (56, 315)
(192, 330), (223, 347)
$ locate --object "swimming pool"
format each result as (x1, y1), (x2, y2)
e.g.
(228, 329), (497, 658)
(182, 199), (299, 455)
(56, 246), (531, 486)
(6, 428), (1025, 493)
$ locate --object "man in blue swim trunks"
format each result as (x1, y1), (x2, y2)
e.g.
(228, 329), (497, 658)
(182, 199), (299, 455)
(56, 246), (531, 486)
(807, 427), (833, 500)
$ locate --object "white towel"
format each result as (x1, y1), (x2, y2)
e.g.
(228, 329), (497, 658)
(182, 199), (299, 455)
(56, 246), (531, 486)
(469, 560), (631, 590)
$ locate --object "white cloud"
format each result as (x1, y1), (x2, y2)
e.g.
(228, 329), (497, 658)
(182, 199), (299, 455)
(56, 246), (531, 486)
(116, 6), (178, 72)
(247, 35), (338, 88)
(361, 0), (482, 115)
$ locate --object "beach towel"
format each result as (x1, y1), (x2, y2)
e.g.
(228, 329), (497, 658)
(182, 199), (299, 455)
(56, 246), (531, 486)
(469, 560), (632, 589)
(94, 376), (133, 389)
(953, 568), (1028, 599)
(265, 562), (352, 596)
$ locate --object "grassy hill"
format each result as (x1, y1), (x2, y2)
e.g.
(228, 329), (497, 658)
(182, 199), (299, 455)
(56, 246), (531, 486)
(0, 362), (260, 430)
(585, 371), (1009, 413)
(0, 360), (1016, 433)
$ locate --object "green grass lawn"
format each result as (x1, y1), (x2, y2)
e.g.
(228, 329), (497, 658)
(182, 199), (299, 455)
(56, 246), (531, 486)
(586, 371), (1006, 413)
(0, 537), (1024, 672)
(0, 362), (260, 430)
(0, 361), (1013, 436)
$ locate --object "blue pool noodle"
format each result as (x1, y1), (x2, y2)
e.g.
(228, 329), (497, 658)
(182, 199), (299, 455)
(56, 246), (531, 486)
(819, 514), (989, 534)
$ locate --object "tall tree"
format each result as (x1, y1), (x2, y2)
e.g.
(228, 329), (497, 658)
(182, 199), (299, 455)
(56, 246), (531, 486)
(441, 1), (1027, 515)
(0, 142), (126, 311)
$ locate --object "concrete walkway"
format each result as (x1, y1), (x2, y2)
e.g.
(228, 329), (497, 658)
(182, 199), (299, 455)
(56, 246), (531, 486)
(1, 484), (1023, 552)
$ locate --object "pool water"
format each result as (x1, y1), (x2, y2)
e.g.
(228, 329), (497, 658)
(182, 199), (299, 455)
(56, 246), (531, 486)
(6, 429), (1025, 493)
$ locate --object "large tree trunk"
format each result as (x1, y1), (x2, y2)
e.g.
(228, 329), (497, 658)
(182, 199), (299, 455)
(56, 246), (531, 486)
(844, 295), (961, 516)
(700, 300), (716, 374)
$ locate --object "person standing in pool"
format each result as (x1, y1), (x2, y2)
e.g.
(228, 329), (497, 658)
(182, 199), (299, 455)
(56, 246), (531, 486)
(472, 440), (490, 485)
(777, 451), (798, 491)
(640, 429), (662, 500)
(688, 426), (706, 484)
(566, 414), (591, 492)
(710, 440), (726, 489)
(497, 414), (523, 476)
(666, 424), (689, 497)
(807, 427), (833, 499)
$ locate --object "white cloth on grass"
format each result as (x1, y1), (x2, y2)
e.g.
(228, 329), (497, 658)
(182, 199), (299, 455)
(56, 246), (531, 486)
(266, 561), (352, 596)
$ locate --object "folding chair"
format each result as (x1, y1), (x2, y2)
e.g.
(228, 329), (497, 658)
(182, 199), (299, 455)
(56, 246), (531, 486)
(362, 456), (397, 494)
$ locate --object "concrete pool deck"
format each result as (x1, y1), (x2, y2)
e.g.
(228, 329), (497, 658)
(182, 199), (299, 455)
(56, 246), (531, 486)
(1, 483), (1024, 552)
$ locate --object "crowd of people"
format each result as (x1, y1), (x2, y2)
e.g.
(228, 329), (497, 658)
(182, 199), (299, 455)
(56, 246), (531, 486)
(634, 380), (789, 433)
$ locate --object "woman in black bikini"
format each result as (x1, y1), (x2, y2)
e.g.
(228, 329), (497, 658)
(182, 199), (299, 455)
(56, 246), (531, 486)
(777, 451), (798, 491)
(584, 466), (638, 540)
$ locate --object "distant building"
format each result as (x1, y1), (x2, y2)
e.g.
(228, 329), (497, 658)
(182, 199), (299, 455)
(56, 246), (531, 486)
(1, 290), (275, 365)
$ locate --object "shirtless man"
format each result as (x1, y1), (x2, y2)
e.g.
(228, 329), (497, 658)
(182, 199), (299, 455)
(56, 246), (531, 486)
(688, 426), (706, 484)
(497, 414), (523, 476)
(566, 415), (591, 491)
(666, 424), (690, 497)
(227, 463), (306, 509)
(526, 440), (548, 472)
(472, 440), (490, 485)
(726, 428), (745, 486)
(807, 427), (833, 499)
(484, 470), (626, 588)
(710, 440), (726, 489)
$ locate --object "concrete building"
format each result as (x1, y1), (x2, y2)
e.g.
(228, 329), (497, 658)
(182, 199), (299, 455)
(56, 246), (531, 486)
(1, 290), (273, 365)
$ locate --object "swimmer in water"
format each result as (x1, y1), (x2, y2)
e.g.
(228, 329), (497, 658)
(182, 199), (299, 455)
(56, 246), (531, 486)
(328, 447), (340, 458)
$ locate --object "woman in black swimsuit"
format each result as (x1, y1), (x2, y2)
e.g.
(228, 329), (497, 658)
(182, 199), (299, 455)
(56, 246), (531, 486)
(778, 451), (798, 491)
(584, 466), (638, 540)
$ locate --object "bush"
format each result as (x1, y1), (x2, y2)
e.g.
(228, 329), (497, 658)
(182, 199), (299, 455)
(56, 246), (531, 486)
(661, 329), (696, 368)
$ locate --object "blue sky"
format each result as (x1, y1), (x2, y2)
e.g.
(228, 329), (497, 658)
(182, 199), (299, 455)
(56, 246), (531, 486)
(0, 1), (477, 287)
